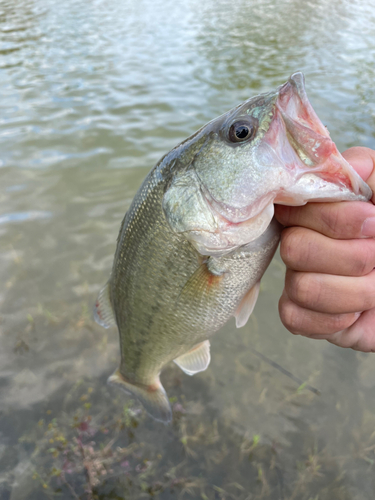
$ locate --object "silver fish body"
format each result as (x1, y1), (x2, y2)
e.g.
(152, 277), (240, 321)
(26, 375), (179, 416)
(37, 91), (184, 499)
(95, 73), (371, 422)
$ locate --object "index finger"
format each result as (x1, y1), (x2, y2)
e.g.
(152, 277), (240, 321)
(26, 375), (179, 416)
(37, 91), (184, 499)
(274, 201), (375, 239)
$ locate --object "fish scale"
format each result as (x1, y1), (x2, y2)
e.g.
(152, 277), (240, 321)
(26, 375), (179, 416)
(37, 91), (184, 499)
(111, 165), (272, 377)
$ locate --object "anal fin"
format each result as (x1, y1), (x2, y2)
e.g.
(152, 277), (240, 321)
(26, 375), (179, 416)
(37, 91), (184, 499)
(174, 340), (211, 376)
(235, 281), (260, 328)
(94, 282), (116, 328)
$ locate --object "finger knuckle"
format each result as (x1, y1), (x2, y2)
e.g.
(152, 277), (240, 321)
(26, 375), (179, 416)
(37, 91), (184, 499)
(351, 256), (371, 277)
(320, 206), (342, 238)
(351, 243), (375, 276)
(360, 275), (375, 310)
(279, 300), (301, 335)
(280, 228), (306, 268)
(363, 293), (375, 312)
(328, 313), (355, 333)
(287, 272), (319, 308)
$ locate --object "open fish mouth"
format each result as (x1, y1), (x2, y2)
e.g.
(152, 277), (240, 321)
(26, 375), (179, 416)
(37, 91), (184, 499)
(272, 72), (371, 203)
(163, 73), (372, 256)
(201, 72), (371, 225)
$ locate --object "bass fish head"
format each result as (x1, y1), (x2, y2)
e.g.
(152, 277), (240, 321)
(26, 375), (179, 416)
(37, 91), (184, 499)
(163, 72), (372, 256)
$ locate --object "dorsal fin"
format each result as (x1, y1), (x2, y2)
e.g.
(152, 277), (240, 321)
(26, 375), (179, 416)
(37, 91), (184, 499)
(94, 282), (116, 328)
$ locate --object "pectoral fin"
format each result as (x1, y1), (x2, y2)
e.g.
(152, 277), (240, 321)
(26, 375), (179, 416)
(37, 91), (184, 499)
(174, 340), (211, 376)
(234, 281), (260, 328)
(178, 261), (225, 306)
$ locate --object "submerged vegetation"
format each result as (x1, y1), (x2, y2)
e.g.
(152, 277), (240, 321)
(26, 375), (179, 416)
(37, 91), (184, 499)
(7, 364), (375, 500)
(1, 267), (374, 500)
(1, 0), (375, 497)
(2, 294), (375, 500)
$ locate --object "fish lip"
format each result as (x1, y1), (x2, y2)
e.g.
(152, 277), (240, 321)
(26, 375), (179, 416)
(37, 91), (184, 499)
(273, 73), (372, 201)
(196, 72), (371, 228)
(280, 72), (308, 102)
(276, 72), (330, 139)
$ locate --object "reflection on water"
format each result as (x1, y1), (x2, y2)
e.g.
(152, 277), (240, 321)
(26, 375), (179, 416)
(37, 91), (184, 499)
(0, 211), (52, 224)
(0, 0), (375, 498)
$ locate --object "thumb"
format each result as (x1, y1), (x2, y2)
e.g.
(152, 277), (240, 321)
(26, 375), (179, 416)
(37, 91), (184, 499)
(342, 147), (375, 203)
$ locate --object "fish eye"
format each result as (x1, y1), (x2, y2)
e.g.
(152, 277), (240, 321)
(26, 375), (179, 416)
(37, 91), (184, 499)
(228, 119), (257, 143)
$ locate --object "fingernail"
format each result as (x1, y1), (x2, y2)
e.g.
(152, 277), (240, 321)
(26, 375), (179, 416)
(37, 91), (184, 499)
(361, 217), (375, 237)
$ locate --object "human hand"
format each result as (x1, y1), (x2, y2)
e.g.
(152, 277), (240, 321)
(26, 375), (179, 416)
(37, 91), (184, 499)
(275, 147), (375, 352)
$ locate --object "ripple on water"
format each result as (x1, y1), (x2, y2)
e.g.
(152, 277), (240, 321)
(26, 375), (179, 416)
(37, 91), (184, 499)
(0, 0), (375, 499)
(0, 210), (52, 224)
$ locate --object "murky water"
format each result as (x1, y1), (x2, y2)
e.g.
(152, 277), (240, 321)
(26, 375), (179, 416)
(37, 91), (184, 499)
(1, 0), (375, 498)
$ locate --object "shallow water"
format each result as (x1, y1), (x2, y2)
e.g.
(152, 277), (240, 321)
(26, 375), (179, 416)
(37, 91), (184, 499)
(1, 0), (375, 498)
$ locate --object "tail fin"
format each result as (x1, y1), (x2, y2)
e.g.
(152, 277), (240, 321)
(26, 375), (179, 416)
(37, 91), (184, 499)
(108, 369), (172, 424)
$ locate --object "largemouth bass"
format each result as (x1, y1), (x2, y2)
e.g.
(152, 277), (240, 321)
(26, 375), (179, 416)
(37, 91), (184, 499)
(95, 73), (371, 423)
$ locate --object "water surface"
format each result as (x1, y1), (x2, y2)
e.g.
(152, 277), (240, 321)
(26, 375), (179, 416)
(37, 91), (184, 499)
(1, 0), (375, 498)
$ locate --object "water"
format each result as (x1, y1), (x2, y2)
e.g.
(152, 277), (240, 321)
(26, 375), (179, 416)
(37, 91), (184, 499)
(1, 0), (375, 498)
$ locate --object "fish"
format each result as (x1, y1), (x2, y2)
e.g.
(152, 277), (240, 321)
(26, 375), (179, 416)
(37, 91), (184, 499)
(95, 72), (371, 423)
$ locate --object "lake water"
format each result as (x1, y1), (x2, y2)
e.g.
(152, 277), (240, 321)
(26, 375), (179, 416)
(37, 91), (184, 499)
(1, 0), (375, 498)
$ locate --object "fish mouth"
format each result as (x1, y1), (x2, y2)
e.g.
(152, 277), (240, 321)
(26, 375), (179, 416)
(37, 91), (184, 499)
(202, 72), (371, 225)
(167, 73), (372, 257)
(272, 72), (372, 204)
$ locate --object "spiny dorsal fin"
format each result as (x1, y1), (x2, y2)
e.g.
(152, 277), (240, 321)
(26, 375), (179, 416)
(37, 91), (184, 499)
(94, 282), (116, 329)
(174, 340), (211, 376)
(234, 281), (260, 328)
